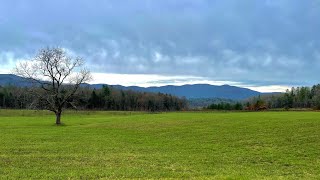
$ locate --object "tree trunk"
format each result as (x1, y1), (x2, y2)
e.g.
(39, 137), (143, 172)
(55, 111), (62, 125)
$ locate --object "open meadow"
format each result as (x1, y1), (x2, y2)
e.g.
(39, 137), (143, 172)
(0, 110), (320, 179)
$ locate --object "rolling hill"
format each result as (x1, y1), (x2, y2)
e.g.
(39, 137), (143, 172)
(0, 74), (261, 100)
(91, 84), (260, 100)
(0, 74), (33, 87)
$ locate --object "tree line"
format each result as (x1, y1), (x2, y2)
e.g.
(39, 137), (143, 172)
(205, 84), (320, 111)
(0, 85), (188, 112)
(3, 84), (320, 112)
(207, 102), (243, 110)
(246, 84), (320, 110)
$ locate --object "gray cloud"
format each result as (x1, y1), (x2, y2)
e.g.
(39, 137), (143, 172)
(0, 0), (320, 86)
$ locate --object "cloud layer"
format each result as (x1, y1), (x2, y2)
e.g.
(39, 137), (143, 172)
(0, 0), (320, 88)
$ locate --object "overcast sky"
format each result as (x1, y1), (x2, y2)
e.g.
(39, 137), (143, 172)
(0, 0), (319, 92)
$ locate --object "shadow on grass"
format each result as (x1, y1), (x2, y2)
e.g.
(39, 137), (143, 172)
(52, 123), (67, 127)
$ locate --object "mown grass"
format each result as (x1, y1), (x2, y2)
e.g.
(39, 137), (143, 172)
(0, 110), (320, 179)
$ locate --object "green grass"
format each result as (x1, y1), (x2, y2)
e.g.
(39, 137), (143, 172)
(1, 110), (320, 179)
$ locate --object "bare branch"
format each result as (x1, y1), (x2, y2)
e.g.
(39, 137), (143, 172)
(14, 47), (91, 125)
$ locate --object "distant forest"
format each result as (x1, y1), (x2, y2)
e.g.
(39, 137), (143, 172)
(246, 85), (320, 110)
(0, 85), (188, 111)
(207, 85), (320, 111)
(2, 84), (320, 111)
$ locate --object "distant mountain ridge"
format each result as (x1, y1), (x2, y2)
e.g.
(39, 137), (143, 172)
(90, 84), (261, 100)
(0, 74), (261, 100)
(0, 74), (33, 87)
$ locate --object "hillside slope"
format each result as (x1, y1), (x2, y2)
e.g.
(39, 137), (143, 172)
(1, 74), (261, 99)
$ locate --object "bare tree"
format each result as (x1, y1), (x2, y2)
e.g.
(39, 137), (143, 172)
(15, 47), (91, 125)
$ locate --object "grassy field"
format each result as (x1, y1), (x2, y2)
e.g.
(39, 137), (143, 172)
(0, 110), (320, 179)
